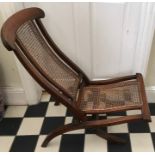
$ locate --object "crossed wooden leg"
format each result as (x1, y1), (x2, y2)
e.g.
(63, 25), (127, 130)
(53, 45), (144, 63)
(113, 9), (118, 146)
(42, 114), (142, 147)
(95, 129), (126, 143)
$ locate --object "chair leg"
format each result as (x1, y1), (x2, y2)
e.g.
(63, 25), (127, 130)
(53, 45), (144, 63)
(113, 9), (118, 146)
(42, 123), (80, 147)
(95, 129), (126, 143)
(41, 124), (126, 147)
(42, 114), (142, 147)
(91, 114), (126, 143)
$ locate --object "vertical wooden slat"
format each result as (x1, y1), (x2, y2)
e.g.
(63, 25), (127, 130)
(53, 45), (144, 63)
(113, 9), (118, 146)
(136, 73), (151, 121)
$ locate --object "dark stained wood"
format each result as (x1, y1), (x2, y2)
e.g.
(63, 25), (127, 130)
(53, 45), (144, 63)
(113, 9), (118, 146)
(96, 129), (126, 143)
(136, 73), (151, 121)
(1, 7), (44, 51)
(81, 105), (142, 114)
(42, 114), (143, 147)
(1, 7), (151, 148)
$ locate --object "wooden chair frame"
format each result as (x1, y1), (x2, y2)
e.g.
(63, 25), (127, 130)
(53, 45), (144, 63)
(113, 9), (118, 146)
(1, 7), (151, 147)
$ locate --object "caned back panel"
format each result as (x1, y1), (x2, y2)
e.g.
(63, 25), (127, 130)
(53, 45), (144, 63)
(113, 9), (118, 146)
(16, 20), (80, 99)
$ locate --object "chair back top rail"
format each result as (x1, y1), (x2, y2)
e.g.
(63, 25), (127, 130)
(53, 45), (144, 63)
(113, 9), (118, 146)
(1, 7), (44, 51)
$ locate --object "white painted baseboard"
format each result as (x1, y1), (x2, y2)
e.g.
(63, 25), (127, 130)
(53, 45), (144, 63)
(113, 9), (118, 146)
(0, 87), (27, 105)
(0, 86), (42, 105)
(146, 86), (155, 103)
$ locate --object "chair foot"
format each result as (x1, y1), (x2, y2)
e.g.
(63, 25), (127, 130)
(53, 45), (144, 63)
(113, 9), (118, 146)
(96, 129), (126, 144)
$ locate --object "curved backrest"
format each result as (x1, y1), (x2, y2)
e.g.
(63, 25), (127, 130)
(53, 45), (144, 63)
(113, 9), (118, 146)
(1, 7), (89, 120)
(16, 20), (80, 99)
(1, 7), (89, 99)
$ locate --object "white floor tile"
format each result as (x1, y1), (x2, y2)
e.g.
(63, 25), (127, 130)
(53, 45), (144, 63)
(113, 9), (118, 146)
(64, 117), (73, 124)
(46, 102), (66, 117)
(107, 123), (128, 133)
(130, 133), (154, 152)
(84, 134), (107, 152)
(40, 92), (51, 102)
(126, 109), (141, 115)
(64, 129), (85, 134)
(149, 116), (155, 132)
(64, 117), (84, 134)
(4, 106), (27, 118)
(64, 117), (85, 134)
(107, 116), (128, 133)
(17, 118), (44, 135)
(35, 135), (61, 152)
(0, 136), (15, 152)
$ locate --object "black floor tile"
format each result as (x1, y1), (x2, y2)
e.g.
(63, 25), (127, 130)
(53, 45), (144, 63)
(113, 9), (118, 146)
(0, 118), (22, 135)
(128, 120), (150, 133)
(108, 133), (131, 152)
(149, 104), (155, 116)
(0, 113), (4, 121)
(59, 134), (84, 152)
(24, 102), (48, 117)
(85, 128), (96, 134)
(107, 111), (126, 116)
(151, 133), (155, 151)
(0, 100), (155, 152)
(10, 136), (38, 152)
(85, 115), (107, 134)
(85, 127), (107, 134)
(66, 109), (74, 117)
(40, 117), (65, 134)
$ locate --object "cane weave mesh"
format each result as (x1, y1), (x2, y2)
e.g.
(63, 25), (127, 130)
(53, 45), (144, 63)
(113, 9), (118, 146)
(16, 21), (80, 99)
(80, 80), (143, 112)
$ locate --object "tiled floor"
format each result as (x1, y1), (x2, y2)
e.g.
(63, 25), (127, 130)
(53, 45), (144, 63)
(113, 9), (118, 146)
(0, 92), (155, 152)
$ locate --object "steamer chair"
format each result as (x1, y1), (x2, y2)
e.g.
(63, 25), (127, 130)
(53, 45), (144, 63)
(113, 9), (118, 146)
(1, 7), (151, 147)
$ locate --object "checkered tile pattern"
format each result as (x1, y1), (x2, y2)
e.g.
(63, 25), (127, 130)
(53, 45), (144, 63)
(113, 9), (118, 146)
(0, 92), (155, 152)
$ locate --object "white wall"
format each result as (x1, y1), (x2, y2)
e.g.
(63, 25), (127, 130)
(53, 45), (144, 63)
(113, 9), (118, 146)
(24, 2), (155, 80)
(0, 3), (42, 105)
(0, 4), (23, 88)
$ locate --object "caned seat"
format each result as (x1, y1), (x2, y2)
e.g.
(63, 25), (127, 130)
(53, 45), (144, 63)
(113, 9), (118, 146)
(1, 7), (151, 148)
(79, 80), (142, 113)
